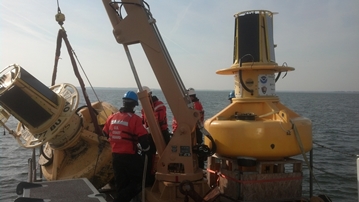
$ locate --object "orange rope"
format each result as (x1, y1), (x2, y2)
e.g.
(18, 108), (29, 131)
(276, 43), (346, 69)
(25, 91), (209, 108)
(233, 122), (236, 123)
(207, 168), (303, 185)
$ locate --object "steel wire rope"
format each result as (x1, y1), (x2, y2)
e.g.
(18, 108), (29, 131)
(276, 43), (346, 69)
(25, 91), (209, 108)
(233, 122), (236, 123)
(294, 142), (357, 188)
(314, 166), (352, 181)
(61, 28), (108, 184)
(55, 1), (106, 121)
(54, 2), (109, 183)
(313, 141), (357, 157)
(291, 121), (323, 192)
(301, 164), (348, 179)
(70, 51), (104, 108)
(311, 142), (358, 185)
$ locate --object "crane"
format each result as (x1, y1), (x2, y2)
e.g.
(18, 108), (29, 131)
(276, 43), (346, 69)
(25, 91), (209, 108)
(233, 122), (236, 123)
(102, 0), (216, 201)
(0, 0), (321, 201)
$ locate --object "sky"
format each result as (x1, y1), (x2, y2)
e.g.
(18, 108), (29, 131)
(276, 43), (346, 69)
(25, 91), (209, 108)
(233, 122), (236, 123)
(1, 0), (358, 92)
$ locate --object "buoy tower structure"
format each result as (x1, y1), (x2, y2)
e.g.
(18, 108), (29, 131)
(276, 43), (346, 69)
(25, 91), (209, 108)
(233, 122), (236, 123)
(205, 10), (312, 159)
(204, 10), (313, 201)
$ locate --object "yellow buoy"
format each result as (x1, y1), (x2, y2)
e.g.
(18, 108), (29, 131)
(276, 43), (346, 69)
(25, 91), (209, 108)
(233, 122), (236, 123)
(204, 10), (312, 160)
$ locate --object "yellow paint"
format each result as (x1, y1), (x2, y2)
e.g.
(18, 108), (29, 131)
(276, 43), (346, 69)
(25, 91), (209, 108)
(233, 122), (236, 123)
(205, 100), (312, 160)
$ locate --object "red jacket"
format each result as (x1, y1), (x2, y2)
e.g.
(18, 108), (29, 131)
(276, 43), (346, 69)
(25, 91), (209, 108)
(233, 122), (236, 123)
(103, 111), (147, 154)
(172, 98), (204, 132)
(141, 96), (168, 131)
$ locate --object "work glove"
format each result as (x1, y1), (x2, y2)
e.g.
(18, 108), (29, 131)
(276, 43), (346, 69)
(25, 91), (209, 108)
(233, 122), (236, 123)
(102, 131), (109, 139)
(143, 125), (151, 134)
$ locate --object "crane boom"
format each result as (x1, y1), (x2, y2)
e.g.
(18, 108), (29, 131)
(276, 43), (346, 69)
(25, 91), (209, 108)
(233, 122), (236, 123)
(101, 1), (207, 192)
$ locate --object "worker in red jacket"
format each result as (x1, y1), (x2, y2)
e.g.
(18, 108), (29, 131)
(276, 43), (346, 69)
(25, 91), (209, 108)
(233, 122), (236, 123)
(103, 91), (150, 202)
(172, 87), (205, 169)
(172, 88), (204, 132)
(140, 86), (171, 186)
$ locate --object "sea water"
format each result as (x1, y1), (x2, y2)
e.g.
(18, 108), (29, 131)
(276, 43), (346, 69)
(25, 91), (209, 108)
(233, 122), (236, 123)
(0, 88), (358, 201)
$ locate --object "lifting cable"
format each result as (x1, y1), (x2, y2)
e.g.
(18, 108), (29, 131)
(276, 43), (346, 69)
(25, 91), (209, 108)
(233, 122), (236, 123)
(53, 3), (103, 138)
(53, 1), (107, 179)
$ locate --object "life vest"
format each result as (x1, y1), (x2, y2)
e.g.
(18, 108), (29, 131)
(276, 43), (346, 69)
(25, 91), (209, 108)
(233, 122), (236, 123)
(193, 100), (204, 124)
(106, 112), (139, 154)
(142, 96), (168, 131)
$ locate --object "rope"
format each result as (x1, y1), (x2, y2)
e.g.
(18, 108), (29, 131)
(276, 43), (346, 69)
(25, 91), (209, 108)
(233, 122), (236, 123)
(70, 51), (104, 109)
(313, 141), (357, 157)
(52, 5), (106, 135)
(142, 154), (148, 202)
(291, 120), (322, 191)
(52, 3), (108, 180)
(311, 166), (346, 179)
(53, 2), (108, 117)
(59, 30), (103, 136)
(52, 29), (62, 86)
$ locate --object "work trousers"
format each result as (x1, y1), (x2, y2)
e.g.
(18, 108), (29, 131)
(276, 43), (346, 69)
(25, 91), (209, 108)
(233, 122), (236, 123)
(145, 129), (172, 187)
(112, 153), (144, 202)
(196, 126), (206, 169)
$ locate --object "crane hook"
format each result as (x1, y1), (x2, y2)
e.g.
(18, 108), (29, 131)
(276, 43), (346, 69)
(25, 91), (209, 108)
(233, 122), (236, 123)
(55, 0), (65, 26)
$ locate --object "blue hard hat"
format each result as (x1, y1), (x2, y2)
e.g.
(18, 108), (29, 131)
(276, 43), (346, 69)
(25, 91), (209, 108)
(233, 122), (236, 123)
(228, 90), (235, 100)
(123, 91), (138, 105)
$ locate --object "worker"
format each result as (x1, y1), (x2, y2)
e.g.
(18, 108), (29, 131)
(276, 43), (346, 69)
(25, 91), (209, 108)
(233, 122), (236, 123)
(102, 91), (150, 202)
(228, 90), (235, 103)
(172, 87), (206, 169)
(172, 88), (204, 132)
(140, 86), (171, 186)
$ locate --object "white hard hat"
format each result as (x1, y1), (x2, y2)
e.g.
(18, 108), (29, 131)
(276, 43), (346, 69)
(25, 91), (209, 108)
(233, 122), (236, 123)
(142, 86), (152, 94)
(187, 88), (196, 96)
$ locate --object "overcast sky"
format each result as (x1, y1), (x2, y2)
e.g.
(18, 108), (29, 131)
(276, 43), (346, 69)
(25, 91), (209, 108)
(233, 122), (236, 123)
(1, 0), (358, 92)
